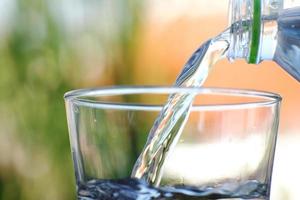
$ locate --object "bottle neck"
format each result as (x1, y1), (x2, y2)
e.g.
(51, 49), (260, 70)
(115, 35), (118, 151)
(227, 0), (282, 64)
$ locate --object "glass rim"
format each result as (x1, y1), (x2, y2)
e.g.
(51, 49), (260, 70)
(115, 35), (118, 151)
(64, 86), (281, 111)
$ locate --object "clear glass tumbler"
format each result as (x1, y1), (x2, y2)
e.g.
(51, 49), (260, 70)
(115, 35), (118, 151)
(64, 86), (281, 200)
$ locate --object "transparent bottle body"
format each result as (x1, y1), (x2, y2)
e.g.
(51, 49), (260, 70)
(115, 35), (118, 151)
(275, 6), (300, 81)
(229, 0), (300, 81)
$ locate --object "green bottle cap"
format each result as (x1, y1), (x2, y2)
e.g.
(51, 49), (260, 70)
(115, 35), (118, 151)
(249, 0), (261, 63)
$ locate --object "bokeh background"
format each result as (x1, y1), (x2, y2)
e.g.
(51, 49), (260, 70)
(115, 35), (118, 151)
(0, 0), (299, 199)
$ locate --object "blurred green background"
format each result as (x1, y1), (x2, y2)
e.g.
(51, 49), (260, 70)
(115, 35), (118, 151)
(0, 1), (145, 199)
(1, 0), (300, 199)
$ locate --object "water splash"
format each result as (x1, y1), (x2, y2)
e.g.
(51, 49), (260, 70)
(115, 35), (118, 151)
(78, 178), (267, 200)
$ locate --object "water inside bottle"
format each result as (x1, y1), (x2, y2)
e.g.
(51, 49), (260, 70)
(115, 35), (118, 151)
(275, 7), (300, 81)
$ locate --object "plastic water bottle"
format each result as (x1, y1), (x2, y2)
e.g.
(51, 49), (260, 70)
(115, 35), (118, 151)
(228, 0), (300, 81)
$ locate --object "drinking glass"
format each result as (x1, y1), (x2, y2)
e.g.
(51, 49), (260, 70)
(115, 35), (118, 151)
(64, 86), (281, 200)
